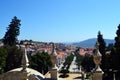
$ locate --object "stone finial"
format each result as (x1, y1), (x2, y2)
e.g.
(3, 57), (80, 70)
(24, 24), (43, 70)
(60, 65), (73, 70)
(92, 42), (103, 80)
(95, 41), (99, 50)
(94, 42), (102, 56)
(50, 43), (57, 69)
(21, 47), (29, 72)
(93, 41), (103, 72)
(52, 43), (57, 56)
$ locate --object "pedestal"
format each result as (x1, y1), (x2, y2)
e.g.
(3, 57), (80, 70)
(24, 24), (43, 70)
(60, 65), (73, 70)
(20, 71), (29, 80)
(50, 68), (58, 80)
(92, 71), (103, 80)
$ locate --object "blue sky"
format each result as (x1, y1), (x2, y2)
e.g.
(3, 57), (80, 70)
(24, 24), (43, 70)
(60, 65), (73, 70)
(0, 0), (120, 42)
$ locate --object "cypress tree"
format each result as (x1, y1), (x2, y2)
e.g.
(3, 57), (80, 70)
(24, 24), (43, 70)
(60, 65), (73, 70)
(3, 16), (21, 46)
(111, 24), (120, 70)
(0, 47), (7, 74)
(4, 46), (22, 72)
(2, 16), (22, 72)
(97, 31), (106, 71)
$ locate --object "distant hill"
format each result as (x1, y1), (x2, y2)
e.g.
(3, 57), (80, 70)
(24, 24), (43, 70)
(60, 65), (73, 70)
(73, 38), (115, 48)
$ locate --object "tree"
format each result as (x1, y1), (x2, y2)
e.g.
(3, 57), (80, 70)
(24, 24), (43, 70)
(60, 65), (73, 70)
(59, 69), (69, 78)
(97, 31), (106, 71)
(4, 46), (23, 72)
(108, 24), (120, 80)
(2, 16), (22, 72)
(81, 54), (94, 72)
(63, 53), (74, 69)
(29, 52), (52, 74)
(106, 43), (114, 51)
(0, 47), (7, 74)
(75, 52), (84, 70)
(3, 16), (21, 46)
(111, 24), (120, 71)
(97, 31), (106, 55)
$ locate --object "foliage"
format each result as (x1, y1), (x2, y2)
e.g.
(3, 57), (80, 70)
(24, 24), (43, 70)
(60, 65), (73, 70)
(0, 47), (7, 74)
(75, 52), (84, 69)
(110, 24), (120, 71)
(81, 54), (94, 72)
(97, 31), (106, 71)
(106, 43), (114, 51)
(4, 46), (23, 72)
(115, 24), (120, 47)
(63, 53), (74, 69)
(97, 31), (106, 55)
(60, 69), (69, 73)
(86, 73), (92, 79)
(3, 16), (21, 46)
(29, 52), (52, 74)
(0, 16), (22, 73)
(59, 69), (69, 78)
(104, 24), (120, 80)
(104, 52), (112, 70)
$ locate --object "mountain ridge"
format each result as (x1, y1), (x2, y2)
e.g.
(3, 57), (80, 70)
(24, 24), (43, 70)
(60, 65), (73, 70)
(73, 38), (115, 48)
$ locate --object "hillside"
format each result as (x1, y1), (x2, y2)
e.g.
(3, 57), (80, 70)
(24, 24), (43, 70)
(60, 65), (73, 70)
(73, 38), (115, 48)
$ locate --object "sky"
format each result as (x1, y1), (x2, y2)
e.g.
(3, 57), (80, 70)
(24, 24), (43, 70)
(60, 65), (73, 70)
(0, 0), (120, 42)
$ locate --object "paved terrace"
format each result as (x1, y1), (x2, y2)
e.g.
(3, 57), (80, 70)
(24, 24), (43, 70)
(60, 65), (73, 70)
(45, 72), (89, 80)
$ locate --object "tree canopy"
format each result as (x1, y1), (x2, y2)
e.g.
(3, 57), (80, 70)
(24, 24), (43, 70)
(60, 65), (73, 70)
(4, 46), (23, 72)
(111, 24), (120, 70)
(97, 31), (106, 55)
(29, 52), (52, 74)
(0, 47), (7, 74)
(1, 16), (22, 72)
(97, 31), (106, 71)
(3, 16), (21, 46)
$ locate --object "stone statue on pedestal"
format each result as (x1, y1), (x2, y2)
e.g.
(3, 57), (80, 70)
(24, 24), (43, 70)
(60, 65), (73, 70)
(92, 42), (104, 80)
(51, 43), (57, 69)
(50, 43), (58, 80)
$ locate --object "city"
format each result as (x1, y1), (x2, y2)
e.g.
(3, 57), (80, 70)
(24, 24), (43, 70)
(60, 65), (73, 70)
(0, 0), (120, 80)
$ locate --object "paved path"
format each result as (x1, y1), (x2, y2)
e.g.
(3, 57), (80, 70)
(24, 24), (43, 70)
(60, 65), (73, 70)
(69, 56), (80, 72)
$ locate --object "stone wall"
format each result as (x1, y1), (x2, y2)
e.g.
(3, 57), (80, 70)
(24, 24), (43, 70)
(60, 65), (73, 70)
(0, 71), (28, 80)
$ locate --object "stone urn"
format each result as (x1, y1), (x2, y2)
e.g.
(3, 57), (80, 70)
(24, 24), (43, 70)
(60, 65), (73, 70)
(51, 53), (57, 68)
(92, 42), (104, 80)
(93, 42), (103, 72)
(50, 43), (57, 69)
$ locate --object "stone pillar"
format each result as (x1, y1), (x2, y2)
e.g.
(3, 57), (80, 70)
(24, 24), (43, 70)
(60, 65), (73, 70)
(0, 75), (3, 80)
(50, 43), (58, 80)
(50, 69), (58, 80)
(93, 72), (103, 80)
(92, 42), (104, 80)
(20, 72), (28, 80)
(20, 46), (29, 80)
